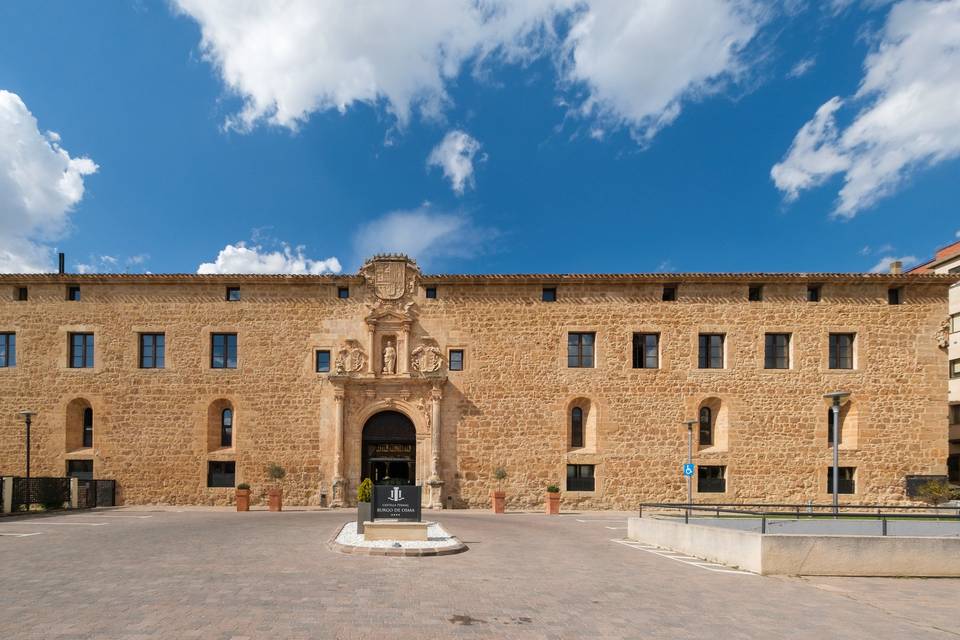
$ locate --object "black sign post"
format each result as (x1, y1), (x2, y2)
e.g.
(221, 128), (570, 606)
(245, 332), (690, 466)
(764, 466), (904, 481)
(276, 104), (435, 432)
(373, 485), (422, 522)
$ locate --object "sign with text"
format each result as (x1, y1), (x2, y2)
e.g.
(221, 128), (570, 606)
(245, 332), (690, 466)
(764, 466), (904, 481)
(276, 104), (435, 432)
(373, 484), (422, 522)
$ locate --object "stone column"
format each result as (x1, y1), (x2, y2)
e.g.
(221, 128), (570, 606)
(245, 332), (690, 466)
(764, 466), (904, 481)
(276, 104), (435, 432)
(331, 385), (346, 507)
(399, 326), (410, 374)
(427, 382), (444, 509)
(365, 322), (376, 374)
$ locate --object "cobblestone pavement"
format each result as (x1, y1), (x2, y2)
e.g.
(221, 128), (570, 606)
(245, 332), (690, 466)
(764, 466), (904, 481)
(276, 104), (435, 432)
(1, 508), (959, 639)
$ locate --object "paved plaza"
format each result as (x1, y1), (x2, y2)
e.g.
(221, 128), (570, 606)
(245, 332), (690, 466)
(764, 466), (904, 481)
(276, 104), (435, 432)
(2, 508), (960, 639)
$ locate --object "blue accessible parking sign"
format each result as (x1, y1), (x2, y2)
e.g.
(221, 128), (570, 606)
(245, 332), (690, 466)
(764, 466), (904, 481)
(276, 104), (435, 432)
(682, 463), (695, 477)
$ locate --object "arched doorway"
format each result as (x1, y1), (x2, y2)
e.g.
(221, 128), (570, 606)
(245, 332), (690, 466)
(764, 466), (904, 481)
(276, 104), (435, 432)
(361, 410), (416, 486)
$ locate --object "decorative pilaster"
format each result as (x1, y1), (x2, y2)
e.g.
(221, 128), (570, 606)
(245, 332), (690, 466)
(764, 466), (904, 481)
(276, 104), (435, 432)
(366, 322), (376, 374)
(399, 326), (410, 374)
(426, 382), (445, 509)
(331, 385), (346, 507)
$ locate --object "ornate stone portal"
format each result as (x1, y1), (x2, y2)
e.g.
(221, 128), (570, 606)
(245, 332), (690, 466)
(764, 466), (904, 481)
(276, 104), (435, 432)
(328, 255), (447, 509)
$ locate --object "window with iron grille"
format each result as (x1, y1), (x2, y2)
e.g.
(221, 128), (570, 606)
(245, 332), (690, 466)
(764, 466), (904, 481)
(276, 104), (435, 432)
(226, 287), (240, 301)
(748, 285), (763, 301)
(632, 333), (659, 369)
(207, 461), (236, 488)
(425, 286), (437, 299)
(566, 464), (595, 491)
(0, 333), (15, 368)
(139, 333), (165, 369)
(807, 284), (821, 302)
(570, 407), (584, 448)
(69, 333), (94, 368)
(827, 467), (855, 494)
(567, 332), (595, 368)
(66, 460), (93, 480)
(67, 285), (81, 301)
(337, 286), (349, 299)
(211, 333), (237, 369)
(449, 349), (464, 371)
(697, 465), (725, 493)
(764, 333), (790, 369)
(828, 333), (854, 369)
(221, 408), (233, 447)
(316, 350), (331, 373)
(542, 287), (557, 302)
(82, 408), (93, 448)
(699, 406), (713, 446)
(698, 334), (724, 369)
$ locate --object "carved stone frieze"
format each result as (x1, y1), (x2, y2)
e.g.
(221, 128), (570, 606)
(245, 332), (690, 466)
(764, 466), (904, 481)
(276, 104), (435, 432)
(411, 343), (444, 373)
(334, 341), (366, 375)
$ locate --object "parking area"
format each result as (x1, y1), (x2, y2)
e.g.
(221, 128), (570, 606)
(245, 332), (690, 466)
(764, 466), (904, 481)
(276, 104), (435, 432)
(1, 508), (959, 639)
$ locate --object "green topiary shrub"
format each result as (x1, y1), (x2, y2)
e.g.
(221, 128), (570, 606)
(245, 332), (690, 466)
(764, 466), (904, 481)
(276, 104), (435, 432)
(493, 466), (507, 491)
(237, 482), (250, 490)
(265, 462), (286, 483)
(357, 478), (373, 503)
(546, 484), (560, 493)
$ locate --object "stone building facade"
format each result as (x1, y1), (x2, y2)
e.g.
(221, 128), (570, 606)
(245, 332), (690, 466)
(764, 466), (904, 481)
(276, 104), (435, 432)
(0, 255), (952, 509)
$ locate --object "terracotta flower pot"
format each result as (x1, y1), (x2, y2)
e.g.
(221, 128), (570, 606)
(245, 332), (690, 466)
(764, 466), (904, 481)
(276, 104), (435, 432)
(235, 488), (250, 512)
(268, 487), (283, 512)
(546, 492), (560, 515)
(492, 490), (505, 514)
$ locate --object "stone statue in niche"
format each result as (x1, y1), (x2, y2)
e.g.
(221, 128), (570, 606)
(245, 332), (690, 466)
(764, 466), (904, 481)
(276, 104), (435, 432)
(382, 340), (397, 375)
(334, 343), (366, 375)
(411, 344), (443, 373)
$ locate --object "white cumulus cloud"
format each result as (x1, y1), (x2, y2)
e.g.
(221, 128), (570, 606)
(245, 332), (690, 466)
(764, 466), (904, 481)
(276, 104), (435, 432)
(427, 130), (482, 194)
(352, 204), (497, 264)
(0, 90), (98, 272)
(197, 242), (342, 274)
(787, 56), (816, 78)
(173, 0), (766, 143)
(869, 255), (917, 273)
(772, 0), (960, 217)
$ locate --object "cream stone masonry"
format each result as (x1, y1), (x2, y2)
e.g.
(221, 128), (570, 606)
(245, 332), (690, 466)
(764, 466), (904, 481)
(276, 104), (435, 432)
(0, 256), (952, 509)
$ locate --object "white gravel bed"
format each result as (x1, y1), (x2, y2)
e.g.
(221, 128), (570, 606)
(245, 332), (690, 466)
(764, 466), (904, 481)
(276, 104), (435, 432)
(335, 521), (460, 549)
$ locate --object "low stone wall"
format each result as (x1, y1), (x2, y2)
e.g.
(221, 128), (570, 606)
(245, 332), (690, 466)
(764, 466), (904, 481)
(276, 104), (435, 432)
(627, 517), (960, 576)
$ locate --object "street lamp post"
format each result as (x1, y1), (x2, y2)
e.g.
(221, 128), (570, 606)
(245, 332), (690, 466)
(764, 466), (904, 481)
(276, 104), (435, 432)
(684, 419), (697, 508)
(823, 392), (849, 517)
(18, 411), (35, 480)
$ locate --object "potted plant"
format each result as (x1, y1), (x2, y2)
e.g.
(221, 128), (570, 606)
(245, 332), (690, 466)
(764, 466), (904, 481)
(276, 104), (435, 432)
(236, 482), (251, 512)
(492, 466), (507, 514)
(545, 484), (561, 515)
(356, 478), (373, 534)
(265, 462), (286, 512)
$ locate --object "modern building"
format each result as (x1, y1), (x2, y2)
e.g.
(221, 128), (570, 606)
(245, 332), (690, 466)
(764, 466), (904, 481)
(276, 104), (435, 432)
(0, 255), (952, 508)
(909, 241), (960, 483)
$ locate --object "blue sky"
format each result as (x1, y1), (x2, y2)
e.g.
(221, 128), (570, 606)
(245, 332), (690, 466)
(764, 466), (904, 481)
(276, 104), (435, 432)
(1, 1), (958, 275)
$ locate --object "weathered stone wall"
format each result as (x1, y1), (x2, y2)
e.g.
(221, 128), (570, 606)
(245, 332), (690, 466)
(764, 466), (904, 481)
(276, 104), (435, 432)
(0, 269), (950, 509)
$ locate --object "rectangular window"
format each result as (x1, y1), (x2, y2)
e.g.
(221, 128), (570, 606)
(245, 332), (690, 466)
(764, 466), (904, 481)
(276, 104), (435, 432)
(951, 313), (960, 333)
(829, 333), (855, 370)
(425, 286), (437, 299)
(139, 333), (165, 369)
(827, 467), (855, 494)
(951, 359), (960, 380)
(449, 349), (464, 371)
(67, 286), (81, 301)
(697, 466), (726, 493)
(211, 333), (238, 369)
(748, 285), (763, 302)
(950, 405), (960, 426)
(662, 285), (677, 302)
(69, 333), (94, 368)
(764, 333), (790, 369)
(66, 459), (93, 480)
(337, 286), (349, 299)
(807, 284), (821, 302)
(887, 287), (902, 305)
(542, 287), (557, 302)
(631, 333), (659, 369)
(16, 287), (27, 301)
(0, 333), (15, 368)
(226, 287), (240, 301)
(698, 334), (724, 369)
(207, 461), (236, 488)
(566, 464), (595, 491)
(567, 332), (595, 368)
(316, 349), (331, 373)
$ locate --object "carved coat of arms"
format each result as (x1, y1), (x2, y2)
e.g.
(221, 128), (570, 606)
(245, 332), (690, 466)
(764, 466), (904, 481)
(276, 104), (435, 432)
(411, 344), (443, 373)
(334, 343), (366, 374)
(373, 261), (406, 300)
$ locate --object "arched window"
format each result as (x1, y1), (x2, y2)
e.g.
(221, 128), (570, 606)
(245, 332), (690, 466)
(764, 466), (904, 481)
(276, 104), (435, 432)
(82, 407), (93, 448)
(221, 408), (233, 447)
(571, 407), (584, 448)
(699, 406), (712, 446)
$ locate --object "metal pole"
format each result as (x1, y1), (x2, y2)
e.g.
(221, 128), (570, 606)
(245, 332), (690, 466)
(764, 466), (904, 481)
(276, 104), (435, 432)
(25, 413), (31, 480)
(831, 402), (840, 517)
(687, 425), (693, 509)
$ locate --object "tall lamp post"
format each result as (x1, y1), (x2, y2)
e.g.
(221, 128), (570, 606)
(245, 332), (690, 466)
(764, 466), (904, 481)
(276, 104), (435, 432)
(18, 411), (35, 480)
(823, 392), (849, 516)
(684, 419), (697, 508)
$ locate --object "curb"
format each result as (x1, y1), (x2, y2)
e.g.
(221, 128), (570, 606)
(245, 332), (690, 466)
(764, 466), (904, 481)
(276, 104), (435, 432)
(327, 521), (469, 557)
